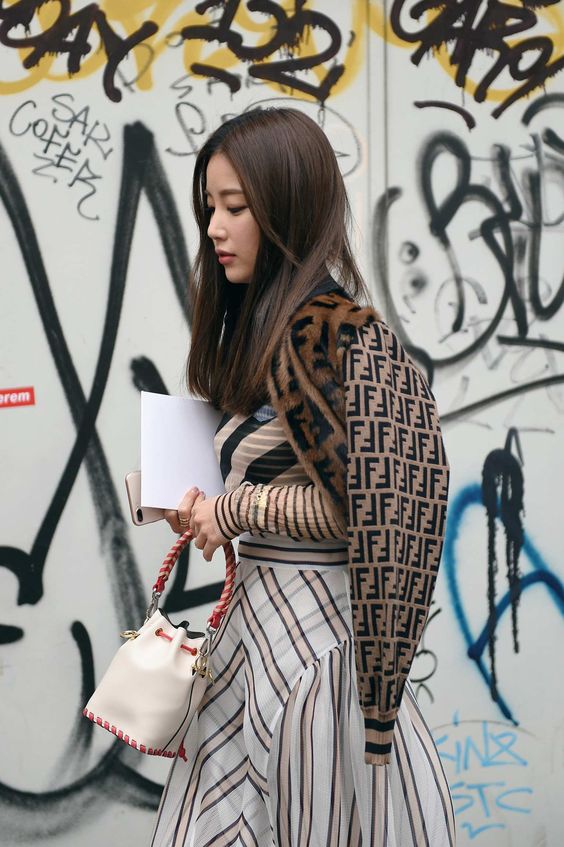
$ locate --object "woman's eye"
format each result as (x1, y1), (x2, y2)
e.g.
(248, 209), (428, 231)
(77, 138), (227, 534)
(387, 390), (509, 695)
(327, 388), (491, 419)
(204, 205), (246, 216)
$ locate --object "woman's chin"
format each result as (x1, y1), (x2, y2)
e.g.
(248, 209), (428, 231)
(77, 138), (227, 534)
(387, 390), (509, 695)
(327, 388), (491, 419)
(225, 271), (250, 285)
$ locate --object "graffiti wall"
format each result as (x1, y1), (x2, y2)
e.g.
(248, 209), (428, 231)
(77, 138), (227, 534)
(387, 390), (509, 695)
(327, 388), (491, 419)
(1, 2), (562, 844)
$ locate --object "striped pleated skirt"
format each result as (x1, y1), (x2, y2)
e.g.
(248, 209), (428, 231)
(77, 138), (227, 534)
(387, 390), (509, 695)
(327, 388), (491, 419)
(150, 560), (456, 846)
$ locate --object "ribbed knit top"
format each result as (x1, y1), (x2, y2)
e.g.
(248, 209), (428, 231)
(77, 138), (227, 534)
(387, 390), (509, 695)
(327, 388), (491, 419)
(214, 407), (347, 569)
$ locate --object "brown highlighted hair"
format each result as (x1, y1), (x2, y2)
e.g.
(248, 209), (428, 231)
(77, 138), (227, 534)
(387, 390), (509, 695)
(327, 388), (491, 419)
(187, 107), (369, 415)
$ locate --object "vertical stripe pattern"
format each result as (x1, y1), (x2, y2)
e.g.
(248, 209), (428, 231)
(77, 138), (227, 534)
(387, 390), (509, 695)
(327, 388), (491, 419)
(151, 562), (455, 846)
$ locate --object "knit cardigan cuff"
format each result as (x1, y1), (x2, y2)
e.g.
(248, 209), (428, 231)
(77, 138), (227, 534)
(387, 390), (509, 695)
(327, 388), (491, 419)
(214, 487), (247, 541)
(362, 707), (396, 766)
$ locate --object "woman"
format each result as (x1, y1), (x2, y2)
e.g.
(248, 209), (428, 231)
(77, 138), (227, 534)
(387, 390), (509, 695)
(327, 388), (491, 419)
(153, 108), (455, 846)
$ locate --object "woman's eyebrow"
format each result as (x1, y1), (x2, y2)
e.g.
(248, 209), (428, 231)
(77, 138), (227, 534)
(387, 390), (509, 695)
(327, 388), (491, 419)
(204, 188), (245, 198)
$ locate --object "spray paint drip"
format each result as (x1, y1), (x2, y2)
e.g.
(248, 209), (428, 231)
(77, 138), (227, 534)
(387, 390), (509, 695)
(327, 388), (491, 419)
(481, 429), (524, 701)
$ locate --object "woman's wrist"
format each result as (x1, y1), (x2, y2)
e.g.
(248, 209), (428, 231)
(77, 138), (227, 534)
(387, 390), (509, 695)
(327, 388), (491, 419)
(214, 487), (246, 540)
(214, 482), (267, 538)
(215, 481), (345, 542)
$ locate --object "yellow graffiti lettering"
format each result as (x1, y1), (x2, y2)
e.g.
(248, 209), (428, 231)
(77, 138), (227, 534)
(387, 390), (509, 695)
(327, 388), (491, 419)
(0, 0), (561, 108)
(432, 4), (564, 104)
(369, 0), (564, 107)
(0, 1), (367, 101)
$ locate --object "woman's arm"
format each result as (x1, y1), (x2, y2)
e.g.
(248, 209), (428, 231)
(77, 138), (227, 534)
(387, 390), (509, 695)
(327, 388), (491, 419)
(215, 482), (345, 542)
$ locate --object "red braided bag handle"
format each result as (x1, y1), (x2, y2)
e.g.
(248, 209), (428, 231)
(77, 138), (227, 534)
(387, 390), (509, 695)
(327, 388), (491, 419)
(152, 530), (236, 631)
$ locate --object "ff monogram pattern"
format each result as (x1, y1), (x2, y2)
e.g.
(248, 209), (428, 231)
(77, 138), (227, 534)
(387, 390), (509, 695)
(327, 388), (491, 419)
(268, 289), (450, 764)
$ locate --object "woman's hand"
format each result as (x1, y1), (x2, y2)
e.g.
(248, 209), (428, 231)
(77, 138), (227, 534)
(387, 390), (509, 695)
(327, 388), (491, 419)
(164, 486), (201, 534)
(190, 495), (226, 562)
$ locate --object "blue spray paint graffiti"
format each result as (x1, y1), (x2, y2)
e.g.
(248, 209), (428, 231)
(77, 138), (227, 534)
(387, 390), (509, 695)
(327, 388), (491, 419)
(443, 483), (564, 723)
(435, 715), (533, 839)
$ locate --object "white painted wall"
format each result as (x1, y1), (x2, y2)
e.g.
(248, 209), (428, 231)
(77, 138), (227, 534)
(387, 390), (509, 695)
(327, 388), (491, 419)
(1, 2), (562, 844)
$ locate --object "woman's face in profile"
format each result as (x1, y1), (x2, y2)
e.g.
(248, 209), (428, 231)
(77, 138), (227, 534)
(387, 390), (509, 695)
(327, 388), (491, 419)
(205, 153), (261, 285)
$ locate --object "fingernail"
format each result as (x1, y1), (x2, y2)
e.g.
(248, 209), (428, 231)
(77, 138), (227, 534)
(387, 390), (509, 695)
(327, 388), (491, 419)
(190, 486), (198, 493)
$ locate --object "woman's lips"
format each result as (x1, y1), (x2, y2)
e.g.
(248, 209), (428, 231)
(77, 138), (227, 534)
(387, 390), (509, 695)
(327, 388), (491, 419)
(217, 253), (235, 264)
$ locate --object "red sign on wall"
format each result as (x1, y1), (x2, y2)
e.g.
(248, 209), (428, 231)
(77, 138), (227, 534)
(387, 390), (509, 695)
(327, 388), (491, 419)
(0, 387), (35, 408)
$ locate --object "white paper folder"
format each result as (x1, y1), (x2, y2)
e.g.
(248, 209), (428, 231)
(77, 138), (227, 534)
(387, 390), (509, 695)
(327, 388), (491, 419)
(140, 391), (225, 509)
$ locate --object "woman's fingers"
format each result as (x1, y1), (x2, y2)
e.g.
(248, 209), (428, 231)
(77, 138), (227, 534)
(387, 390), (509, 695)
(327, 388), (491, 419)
(164, 509), (182, 533)
(190, 495), (222, 561)
(164, 490), (221, 565)
(177, 486), (201, 526)
(193, 531), (218, 562)
(164, 486), (200, 534)
(202, 540), (219, 562)
(189, 492), (206, 534)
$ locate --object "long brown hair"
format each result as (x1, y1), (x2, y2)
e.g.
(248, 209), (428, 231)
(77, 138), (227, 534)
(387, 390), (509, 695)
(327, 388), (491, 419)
(187, 107), (369, 415)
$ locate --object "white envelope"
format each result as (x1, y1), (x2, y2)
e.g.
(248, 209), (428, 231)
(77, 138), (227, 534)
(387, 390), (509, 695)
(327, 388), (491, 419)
(140, 392), (225, 509)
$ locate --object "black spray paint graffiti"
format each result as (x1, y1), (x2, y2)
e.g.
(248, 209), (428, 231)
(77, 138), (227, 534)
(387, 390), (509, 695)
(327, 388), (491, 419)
(0, 122), (223, 840)
(164, 76), (284, 159)
(8, 93), (114, 221)
(176, 0), (344, 102)
(444, 454), (563, 722)
(0, 0), (347, 105)
(371, 98), (563, 714)
(413, 100), (476, 131)
(0, 0), (158, 103)
(373, 99), (564, 419)
(165, 90), (362, 181)
(411, 599), (441, 705)
(481, 429), (524, 702)
(390, 0), (564, 119)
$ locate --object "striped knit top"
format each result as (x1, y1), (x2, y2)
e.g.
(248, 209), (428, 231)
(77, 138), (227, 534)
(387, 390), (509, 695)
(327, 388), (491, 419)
(214, 405), (348, 569)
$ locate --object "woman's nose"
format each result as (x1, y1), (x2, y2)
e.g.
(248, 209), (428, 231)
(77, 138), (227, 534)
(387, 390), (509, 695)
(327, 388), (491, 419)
(207, 210), (226, 240)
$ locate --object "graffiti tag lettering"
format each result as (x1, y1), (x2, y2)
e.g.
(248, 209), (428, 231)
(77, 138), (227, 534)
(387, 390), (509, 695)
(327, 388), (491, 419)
(390, 0), (564, 118)
(0, 122), (223, 840)
(435, 717), (533, 839)
(8, 93), (114, 220)
(179, 0), (345, 102)
(0, 0), (158, 102)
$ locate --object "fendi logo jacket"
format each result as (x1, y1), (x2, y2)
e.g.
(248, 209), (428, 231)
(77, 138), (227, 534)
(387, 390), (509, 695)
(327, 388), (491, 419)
(267, 287), (450, 765)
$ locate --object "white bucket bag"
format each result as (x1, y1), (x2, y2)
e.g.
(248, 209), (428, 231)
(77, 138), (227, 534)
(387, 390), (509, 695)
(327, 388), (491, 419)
(83, 530), (236, 757)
